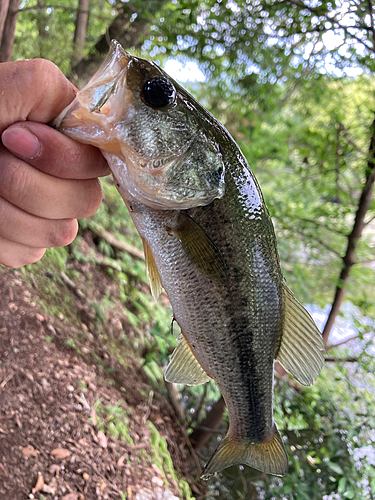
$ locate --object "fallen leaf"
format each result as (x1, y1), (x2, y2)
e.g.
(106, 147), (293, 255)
(49, 464), (61, 475)
(152, 476), (164, 487)
(82, 472), (89, 480)
(97, 431), (107, 448)
(90, 407), (97, 427)
(50, 448), (72, 459)
(88, 382), (96, 391)
(15, 415), (22, 428)
(42, 483), (57, 494)
(117, 453), (127, 467)
(0, 463), (8, 475)
(127, 486), (133, 500)
(32, 475), (44, 494)
(100, 482), (107, 490)
(62, 494), (79, 500)
(22, 446), (40, 458)
(152, 464), (162, 476)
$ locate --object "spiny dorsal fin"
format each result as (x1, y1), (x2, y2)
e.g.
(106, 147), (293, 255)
(165, 334), (211, 386)
(276, 282), (325, 386)
(142, 238), (163, 301)
(169, 213), (226, 282)
(201, 424), (288, 479)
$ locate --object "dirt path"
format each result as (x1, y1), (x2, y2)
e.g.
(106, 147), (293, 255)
(0, 260), (205, 500)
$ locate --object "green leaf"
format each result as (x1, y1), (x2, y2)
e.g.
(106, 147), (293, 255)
(327, 461), (344, 475)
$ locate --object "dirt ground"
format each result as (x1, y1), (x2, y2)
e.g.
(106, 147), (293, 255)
(0, 256), (207, 500)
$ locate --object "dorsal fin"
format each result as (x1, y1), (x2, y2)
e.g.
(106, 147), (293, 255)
(276, 282), (325, 386)
(142, 238), (163, 301)
(165, 334), (211, 386)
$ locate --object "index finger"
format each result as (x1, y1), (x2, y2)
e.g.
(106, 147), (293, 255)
(2, 121), (110, 179)
(0, 58), (76, 134)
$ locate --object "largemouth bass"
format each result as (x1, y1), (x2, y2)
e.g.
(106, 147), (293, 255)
(54, 41), (325, 478)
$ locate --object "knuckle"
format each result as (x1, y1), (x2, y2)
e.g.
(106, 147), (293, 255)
(82, 179), (103, 217)
(48, 219), (78, 248)
(23, 59), (60, 99)
(28, 58), (58, 75)
(3, 163), (33, 208)
(59, 147), (86, 178)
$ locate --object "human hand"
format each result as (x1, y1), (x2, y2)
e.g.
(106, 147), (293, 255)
(0, 59), (110, 268)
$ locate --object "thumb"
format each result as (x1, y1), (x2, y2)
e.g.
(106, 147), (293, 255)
(0, 59), (76, 134)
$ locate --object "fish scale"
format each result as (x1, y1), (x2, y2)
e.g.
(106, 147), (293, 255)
(127, 149), (284, 463)
(55, 40), (325, 478)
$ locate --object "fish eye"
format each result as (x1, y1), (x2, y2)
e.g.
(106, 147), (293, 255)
(215, 165), (223, 179)
(142, 77), (176, 109)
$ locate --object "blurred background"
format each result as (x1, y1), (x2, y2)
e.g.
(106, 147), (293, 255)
(1, 1), (375, 499)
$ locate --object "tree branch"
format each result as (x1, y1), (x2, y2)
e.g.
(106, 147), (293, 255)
(93, 227), (144, 260)
(283, 0), (374, 51)
(325, 357), (358, 363)
(364, 214), (375, 226)
(190, 396), (226, 452)
(19, 4), (75, 12)
(294, 217), (346, 236)
(277, 220), (343, 258)
(322, 117), (375, 342)
(367, 0), (375, 50)
(340, 123), (367, 155)
(68, 0), (168, 86)
(326, 334), (359, 350)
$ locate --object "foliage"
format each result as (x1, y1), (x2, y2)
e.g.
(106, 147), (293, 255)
(13, 0), (115, 73)
(10, 1), (375, 498)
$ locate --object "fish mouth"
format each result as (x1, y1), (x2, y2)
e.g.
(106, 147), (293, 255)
(52, 40), (132, 150)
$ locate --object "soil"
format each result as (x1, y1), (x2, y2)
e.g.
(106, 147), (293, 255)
(0, 244), (207, 500)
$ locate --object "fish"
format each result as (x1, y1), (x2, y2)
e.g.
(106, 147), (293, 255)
(54, 40), (325, 478)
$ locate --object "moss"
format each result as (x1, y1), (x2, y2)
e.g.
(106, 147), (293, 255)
(94, 400), (135, 446)
(22, 248), (82, 328)
(147, 421), (194, 499)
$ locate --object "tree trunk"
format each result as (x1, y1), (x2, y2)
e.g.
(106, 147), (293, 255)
(68, 0), (168, 86)
(0, 0), (10, 42)
(72, 0), (89, 65)
(0, 0), (20, 62)
(322, 117), (375, 343)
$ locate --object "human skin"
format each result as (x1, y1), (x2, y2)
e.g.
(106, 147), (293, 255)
(0, 58), (110, 268)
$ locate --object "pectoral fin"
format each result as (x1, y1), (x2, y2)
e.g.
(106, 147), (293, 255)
(201, 425), (288, 479)
(142, 238), (163, 300)
(165, 334), (211, 386)
(276, 283), (325, 386)
(169, 213), (226, 282)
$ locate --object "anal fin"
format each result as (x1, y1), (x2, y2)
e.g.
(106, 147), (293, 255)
(142, 238), (163, 300)
(165, 334), (211, 386)
(201, 425), (288, 479)
(276, 282), (325, 386)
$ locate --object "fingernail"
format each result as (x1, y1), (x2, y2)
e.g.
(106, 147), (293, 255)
(2, 126), (41, 159)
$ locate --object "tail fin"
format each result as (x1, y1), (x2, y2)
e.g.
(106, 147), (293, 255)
(201, 425), (288, 479)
